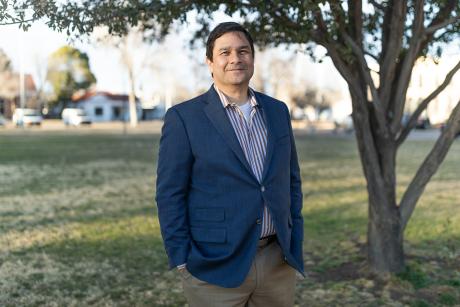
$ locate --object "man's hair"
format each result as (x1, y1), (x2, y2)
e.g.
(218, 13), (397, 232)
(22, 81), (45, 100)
(206, 22), (255, 61)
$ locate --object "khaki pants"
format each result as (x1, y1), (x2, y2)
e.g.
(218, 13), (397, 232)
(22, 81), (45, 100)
(179, 238), (296, 307)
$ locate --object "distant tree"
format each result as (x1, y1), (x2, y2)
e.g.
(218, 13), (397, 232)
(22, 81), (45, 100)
(0, 48), (15, 101)
(46, 46), (96, 108)
(31, 52), (49, 112)
(3, 0), (460, 275)
(0, 48), (12, 72)
(293, 88), (316, 110)
(92, 27), (152, 127)
(293, 87), (336, 120)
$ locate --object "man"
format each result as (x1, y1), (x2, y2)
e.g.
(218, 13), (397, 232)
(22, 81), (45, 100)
(156, 22), (304, 307)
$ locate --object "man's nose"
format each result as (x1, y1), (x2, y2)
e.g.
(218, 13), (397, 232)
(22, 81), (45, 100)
(229, 51), (242, 63)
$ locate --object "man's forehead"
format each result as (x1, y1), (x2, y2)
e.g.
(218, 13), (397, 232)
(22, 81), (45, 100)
(214, 31), (250, 47)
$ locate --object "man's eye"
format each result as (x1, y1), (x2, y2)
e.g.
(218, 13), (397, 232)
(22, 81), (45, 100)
(221, 51), (229, 55)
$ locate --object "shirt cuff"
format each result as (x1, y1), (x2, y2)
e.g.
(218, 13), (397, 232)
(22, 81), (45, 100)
(177, 263), (186, 269)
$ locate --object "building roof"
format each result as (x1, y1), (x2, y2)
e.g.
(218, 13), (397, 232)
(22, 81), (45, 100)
(71, 91), (140, 103)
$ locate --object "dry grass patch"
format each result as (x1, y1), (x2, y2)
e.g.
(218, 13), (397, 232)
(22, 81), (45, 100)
(0, 132), (459, 306)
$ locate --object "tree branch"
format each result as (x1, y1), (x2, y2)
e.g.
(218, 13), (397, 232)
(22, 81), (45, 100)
(343, 32), (388, 136)
(397, 59), (460, 146)
(329, 0), (347, 31)
(368, 0), (385, 11)
(400, 100), (460, 230)
(310, 4), (364, 108)
(425, 16), (460, 35)
(425, 0), (458, 34)
(379, 1), (407, 110)
(365, 51), (379, 63)
(0, 17), (37, 26)
(348, 0), (363, 46)
(390, 0), (424, 134)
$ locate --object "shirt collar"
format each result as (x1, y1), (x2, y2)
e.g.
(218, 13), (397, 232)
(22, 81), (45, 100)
(213, 84), (259, 109)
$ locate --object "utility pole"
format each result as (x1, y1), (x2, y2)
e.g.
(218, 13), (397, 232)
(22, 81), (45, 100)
(19, 26), (25, 110)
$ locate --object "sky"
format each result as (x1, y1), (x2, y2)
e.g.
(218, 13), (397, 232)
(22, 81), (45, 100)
(0, 8), (459, 111)
(1, 8), (459, 124)
(0, 13), (358, 122)
(0, 16), (349, 90)
(0, 21), (150, 94)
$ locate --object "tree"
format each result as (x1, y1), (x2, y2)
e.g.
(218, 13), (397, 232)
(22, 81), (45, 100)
(92, 27), (152, 127)
(4, 1), (460, 275)
(0, 48), (12, 72)
(31, 52), (49, 112)
(46, 46), (96, 108)
(0, 48), (17, 103)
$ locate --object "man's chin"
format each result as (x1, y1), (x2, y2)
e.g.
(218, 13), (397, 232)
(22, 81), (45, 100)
(226, 77), (251, 86)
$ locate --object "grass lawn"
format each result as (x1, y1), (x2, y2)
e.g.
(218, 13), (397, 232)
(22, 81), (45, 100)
(0, 131), (459, 306)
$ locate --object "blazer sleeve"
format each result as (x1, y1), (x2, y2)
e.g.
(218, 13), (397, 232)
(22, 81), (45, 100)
(156, 107), (193, 269)
(285, 106), (304, 270)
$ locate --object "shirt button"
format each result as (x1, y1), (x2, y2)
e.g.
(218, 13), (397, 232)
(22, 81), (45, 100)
(260, 186), (265, 192)
(256, 219), (262, 225)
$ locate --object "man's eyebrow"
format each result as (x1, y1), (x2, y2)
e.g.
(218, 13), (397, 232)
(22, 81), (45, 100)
(218, 45), (251, 51)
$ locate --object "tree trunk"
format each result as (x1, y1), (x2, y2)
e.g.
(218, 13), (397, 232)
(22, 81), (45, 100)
(128, 66), (138, 128)
(363, 145), (405, 273)
(367, 190), (405, 273)
(128, 90), (137, 127)
(350, 91), (405, 274)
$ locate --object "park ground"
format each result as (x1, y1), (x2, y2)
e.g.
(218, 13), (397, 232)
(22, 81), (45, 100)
(0, 126), (459, 306)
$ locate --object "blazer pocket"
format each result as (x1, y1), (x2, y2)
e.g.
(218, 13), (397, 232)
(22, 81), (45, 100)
(191, 227), (227, 243)
(191, 208), (225, 222)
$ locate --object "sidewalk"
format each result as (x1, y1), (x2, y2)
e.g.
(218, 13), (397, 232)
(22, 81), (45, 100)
(0, 119), (164, 134)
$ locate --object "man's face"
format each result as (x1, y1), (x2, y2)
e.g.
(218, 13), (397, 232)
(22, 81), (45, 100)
(206, 31), (254, 89)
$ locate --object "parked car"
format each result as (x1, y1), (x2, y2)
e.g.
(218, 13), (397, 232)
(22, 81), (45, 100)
(12, 108), (43, 126)
(415, 116), (430, 129)
(334, 114), (354, 133)
(62, 108), (91, 126)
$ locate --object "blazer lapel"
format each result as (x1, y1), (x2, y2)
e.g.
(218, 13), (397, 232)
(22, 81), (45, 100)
(256, 92), (276, 182)
(203, 86), (258, 182)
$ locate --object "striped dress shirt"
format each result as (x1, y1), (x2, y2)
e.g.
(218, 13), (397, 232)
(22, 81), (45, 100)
(214, 85), (276, 238)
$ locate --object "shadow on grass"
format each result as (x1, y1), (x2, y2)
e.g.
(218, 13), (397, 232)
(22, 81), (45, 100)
(306, 181), (366, 198)
(1, 202), (158, 233)
(5, 211), (185, 306)
(303, 203), (459, 288)
(7, 202), (459, 306)
(0, 134), (160, 165)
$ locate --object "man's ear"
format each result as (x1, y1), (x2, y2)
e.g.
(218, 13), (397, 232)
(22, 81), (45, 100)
(206, 57), (213, 71)
(206, 57), (214, 78)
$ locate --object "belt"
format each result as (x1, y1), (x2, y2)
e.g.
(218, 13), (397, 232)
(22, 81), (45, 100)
(258, 234), (277, 248)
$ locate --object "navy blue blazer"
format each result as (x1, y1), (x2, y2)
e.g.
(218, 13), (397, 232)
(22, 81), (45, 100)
(156, 85), (304, 288)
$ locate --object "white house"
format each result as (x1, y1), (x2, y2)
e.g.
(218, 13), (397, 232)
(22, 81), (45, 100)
(71, 91), (142, 122)
(406, 55), (460, 125)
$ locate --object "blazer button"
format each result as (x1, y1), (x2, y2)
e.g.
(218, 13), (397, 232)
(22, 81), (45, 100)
(256, 219), (262, 225)
(260, 186), (265, 192)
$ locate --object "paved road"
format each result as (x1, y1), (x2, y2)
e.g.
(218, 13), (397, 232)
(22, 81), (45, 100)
(0, 119), (447, 141)
(0, 119), (164, 135)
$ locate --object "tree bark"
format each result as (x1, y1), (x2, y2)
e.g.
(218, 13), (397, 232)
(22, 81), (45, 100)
(365, 141), (405, 273)
(367, 177), (405, 273)
(351, 93), (405, 273)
